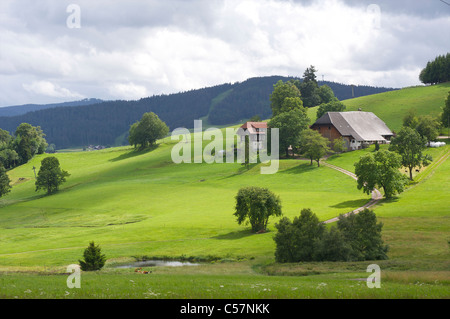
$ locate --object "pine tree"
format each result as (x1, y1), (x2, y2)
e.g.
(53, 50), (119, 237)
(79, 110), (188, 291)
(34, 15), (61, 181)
(79, 241), (106, 271)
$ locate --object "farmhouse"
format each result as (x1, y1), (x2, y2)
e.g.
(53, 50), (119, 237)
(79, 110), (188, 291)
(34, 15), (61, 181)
(311, 111), (393, 151)
(237, 121), (268, 150)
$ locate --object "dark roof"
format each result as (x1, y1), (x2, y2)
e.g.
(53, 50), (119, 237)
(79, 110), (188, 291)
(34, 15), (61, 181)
(312, 112), (393, 142)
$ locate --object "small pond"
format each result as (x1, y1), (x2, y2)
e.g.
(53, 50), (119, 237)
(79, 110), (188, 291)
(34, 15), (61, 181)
(115, 260), (200, 268)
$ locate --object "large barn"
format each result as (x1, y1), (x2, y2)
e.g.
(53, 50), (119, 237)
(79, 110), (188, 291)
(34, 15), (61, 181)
(311, 111), (394, 151)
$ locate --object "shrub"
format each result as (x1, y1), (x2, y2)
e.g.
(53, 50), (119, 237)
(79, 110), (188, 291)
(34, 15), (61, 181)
(273, 208), (388, 263)
(274, 208), (325, 262)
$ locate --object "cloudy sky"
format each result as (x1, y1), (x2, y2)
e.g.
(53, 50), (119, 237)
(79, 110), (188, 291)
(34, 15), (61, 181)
(0, 0), (449, 106)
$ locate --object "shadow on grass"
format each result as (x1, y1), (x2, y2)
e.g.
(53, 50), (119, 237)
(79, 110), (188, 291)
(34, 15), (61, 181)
(109, 145), (158, 162)
(330, 199), (368, 209)
(279, 162), (318, 174)
(211, 229), (257, 240)
(219, 163), (260, 180)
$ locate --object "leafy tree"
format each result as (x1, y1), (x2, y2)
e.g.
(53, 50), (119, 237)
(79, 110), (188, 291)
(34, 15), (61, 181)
(0, 149), (19, 169)
(248, 115), (261, 122)
(313, 225), (353, 262)
(441, 92), (450, 128)
(274, 208), (325, 262)
(268, 108), (309, 157)
(415, 115), (440, 145)
(337, 209), (389, 261)
(35, 156), (70, 194)
(128, 112), (169, 150)
(269, 80), (303, 117)
(333, 137), (346, 153)
(316, 100), (346, 120)
(234, 187), (282, 233)
(317, 85), (337, 105)
(402, 109), (419, 129)
(298, 129), (331, 166)
(389, 127), (431, 180)
(13, 123), (48, 164)
(79, 241), (106, 271)
(354, 150), (409, 199)
(0, 166), (12, 198)
(0, 129), (12, 149)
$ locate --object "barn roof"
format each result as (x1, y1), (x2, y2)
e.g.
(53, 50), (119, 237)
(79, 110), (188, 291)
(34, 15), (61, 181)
(313, 112), (393, 142)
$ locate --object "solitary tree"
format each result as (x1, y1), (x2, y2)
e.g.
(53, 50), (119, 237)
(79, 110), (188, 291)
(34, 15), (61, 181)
(298, 129), (331, 166)
(234, 187), (282, 233)
(389, 127), (431, 180)
(35, 156), (70, 194)
(79, 241), (106, 271)
(354, 150), (409, 199)
(0, 166), (12, 198)
(128, 112), (169, 150)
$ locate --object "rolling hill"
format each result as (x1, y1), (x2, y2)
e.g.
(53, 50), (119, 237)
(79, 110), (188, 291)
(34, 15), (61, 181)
(0, 76), (396, 149)
(341, 82), (450, 132)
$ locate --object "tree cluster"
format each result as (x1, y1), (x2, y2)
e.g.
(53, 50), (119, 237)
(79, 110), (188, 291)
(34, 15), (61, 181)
(274, 208), (388, 263)
(0, 123), (47, 169)
(419, 53), (450, 85)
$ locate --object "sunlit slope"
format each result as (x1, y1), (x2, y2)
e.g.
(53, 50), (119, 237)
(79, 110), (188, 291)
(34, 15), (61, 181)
(342, 83), (450, 131)
(0, 137), (370, 267)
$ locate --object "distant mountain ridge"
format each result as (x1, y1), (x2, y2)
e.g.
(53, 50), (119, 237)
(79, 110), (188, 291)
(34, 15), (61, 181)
(0, 76), (397, 149)
(0, 98), (105, 117)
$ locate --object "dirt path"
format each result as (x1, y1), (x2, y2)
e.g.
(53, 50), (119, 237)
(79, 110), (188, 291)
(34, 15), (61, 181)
(320, 161), (383, 224)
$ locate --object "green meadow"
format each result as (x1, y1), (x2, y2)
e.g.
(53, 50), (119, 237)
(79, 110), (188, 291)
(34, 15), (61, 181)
(0, 84), (449, 299)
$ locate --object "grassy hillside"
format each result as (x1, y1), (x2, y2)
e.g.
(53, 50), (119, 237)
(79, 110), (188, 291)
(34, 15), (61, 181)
(341, 83), (450, 132)
(0, 136), (371, 268)
(0, 125), (448, 299)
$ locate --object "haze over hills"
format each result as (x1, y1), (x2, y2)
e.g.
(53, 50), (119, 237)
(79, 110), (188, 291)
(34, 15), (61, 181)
(0, 76), (397, 149)
(0, 98), (105, 117)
